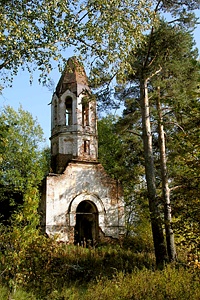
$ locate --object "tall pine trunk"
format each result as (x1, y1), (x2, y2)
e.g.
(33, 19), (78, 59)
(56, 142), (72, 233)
(156, 86), (176, 262)
(140, 77), (167, 268)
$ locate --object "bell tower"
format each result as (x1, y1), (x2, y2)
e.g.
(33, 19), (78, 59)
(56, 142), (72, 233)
(50, 57), (98, 173)
(41, 56), (125, 243)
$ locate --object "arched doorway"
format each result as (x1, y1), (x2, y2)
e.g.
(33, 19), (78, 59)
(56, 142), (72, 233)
(74, 200), (98, 246)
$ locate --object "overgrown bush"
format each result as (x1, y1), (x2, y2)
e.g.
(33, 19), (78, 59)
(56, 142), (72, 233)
(0, 234), (155, 298)
(0, 222), (199, 299)
(1, 264), (199, 300)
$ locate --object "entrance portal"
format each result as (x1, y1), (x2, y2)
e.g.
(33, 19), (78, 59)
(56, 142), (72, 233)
(74, 200), (98, 246)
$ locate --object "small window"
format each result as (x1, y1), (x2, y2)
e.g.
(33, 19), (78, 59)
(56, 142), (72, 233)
(54, 101), (57, 124)
(65, 97), (72, 125)
(82, 101), (89, 126)
(83, 140), (90, 154)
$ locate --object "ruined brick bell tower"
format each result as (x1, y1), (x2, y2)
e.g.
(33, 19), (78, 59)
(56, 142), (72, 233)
(41, 57), (125, 244)
(50, 57), (98, 173)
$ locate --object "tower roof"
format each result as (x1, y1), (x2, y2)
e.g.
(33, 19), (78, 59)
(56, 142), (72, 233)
(56, 57), (89, 96)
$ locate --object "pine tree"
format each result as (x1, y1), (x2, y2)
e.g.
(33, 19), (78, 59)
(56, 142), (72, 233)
(112, 22), (199, 265)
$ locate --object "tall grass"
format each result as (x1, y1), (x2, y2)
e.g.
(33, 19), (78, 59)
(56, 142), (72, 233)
(1, 265), (199, 300)
(81, 266), (200, 300)
(0, 236), (199, 299)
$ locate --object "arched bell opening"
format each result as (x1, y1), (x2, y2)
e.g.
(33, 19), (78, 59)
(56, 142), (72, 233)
(65, 96), (72, 125)
(74, 200), (98, 247)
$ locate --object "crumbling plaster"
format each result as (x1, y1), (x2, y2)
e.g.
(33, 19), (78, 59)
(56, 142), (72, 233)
(44, 161), (125, 242)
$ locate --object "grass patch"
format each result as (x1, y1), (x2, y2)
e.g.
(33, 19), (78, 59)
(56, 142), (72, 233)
(0, 236), (199, 299)
(1, 265), (199, 300)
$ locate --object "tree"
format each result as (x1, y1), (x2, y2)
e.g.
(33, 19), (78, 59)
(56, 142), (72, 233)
(0, 105), (49, 222)
(98, 115), (153, 240)
(92, 0), (199, 267)
(0, 0), (156, 88)
(166, 76), (200, 252)
(0, 106), (51, 290)
(148, 26), (200, 257)
(155, 86), (175, 261)
(1, 0), (199, 90)
(1, 0), (199, 101)
(98, 115), (125, 180)
(113, 21), (200, 265)
(98, 115), (145, 190)
(89, 0), (199, 87)
(95, 9), (199, 266)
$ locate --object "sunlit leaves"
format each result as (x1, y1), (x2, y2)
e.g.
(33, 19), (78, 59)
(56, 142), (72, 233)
(1, 0), (199, 89)
(1, 0), (73, 85)
(0, 106), (49, 222)
(0, 107), (50, 288)
(0, 0), (157, 87)
(0, 105), (46, 189)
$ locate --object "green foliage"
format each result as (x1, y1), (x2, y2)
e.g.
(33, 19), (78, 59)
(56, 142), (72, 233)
(1, 0), (199, 90)
(0, 105), (46, 188)
(0, 187), (41, 291)
(168, 97), (200, 251)
(98, 115), (150, 240)
(0, 105), (49, 222)
(89, 1), (199, 91)
(0, 0), (156, 88)
(98, 115), (144, 187)
(0, 241), (199, 299)
(81, 266), (200, 300)
(0, 106), (51, 296)
(0, 237), (155, 298)
(98, 115), (124, 180)
(0, 285), (36, 300)
(112, 22), (200, 256)
(1, 0), (68, 85)
(142, 25), (200, 251)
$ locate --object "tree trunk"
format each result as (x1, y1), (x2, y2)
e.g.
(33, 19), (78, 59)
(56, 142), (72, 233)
(140, 77), (167, 268)
(156, 86), (176, 262)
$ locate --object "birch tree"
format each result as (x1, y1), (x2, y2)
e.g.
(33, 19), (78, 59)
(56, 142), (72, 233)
(0, 0), (155, 88)
(1, 0), (198, 87)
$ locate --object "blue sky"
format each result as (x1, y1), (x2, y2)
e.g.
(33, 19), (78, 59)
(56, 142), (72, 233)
(1, 16), (200, 147)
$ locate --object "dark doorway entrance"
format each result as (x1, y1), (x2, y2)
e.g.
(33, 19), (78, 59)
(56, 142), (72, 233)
(74, 200), (98, 246)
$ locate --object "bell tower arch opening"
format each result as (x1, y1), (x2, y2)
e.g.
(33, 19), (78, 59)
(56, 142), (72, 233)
(65, 96), (72, 126)
(74, 200), (98, 246)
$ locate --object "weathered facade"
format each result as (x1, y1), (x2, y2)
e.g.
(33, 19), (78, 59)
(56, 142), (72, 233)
(41, 57), (125, 244)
